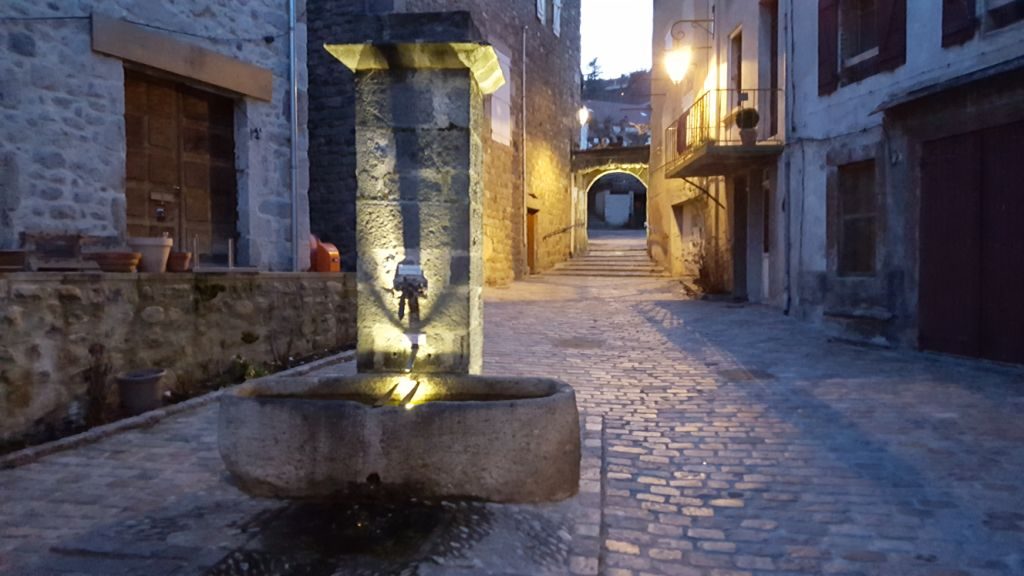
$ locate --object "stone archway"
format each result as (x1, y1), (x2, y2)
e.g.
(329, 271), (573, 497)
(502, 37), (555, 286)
(570, 145), (651, 251)
(582, 169), (649, 230)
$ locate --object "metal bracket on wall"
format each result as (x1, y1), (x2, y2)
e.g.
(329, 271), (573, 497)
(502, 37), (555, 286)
(682, 177), (724, 210)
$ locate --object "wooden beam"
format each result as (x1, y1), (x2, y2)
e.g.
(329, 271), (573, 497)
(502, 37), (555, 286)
(91, 13), (273, 101)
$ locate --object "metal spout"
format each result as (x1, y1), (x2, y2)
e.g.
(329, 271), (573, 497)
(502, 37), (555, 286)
(405, 342), (419, 373)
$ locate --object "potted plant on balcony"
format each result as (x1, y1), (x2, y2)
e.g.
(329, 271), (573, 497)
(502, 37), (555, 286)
(736, 108), (760, 147)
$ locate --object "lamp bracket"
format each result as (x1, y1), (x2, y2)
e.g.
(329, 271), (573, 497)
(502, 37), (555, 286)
(670, 19), (715, 41)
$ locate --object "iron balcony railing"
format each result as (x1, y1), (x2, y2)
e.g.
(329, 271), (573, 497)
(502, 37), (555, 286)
(665, 88), (783, 169)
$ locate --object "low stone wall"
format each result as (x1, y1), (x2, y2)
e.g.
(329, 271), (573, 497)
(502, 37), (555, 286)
(0, 272), (356, 447)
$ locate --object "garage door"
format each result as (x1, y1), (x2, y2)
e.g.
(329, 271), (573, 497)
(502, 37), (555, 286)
(919, 120), (1024, 364)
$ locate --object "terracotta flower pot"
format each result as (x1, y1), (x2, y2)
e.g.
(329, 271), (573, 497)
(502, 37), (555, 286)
(127, 237), (173, 273)
(167, 251), (193, 272)
(83, 251), (142, 273)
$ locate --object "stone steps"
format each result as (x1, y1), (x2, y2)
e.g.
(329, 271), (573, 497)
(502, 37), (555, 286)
(546, 246), (668, 278)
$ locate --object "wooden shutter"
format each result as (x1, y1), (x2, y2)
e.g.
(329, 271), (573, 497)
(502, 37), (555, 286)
(676, 111), (689, 154)
(942, 0), (976, 46)
(818, 0), (840, 96)
(877, 0), (907, 72)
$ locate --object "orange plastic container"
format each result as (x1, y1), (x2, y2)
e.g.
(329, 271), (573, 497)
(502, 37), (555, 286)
(314, 242), (340, 272)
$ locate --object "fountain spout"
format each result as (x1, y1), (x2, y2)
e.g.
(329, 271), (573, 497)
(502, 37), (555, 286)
(394, 261), (428, 373)
(405, 342), (420, 373)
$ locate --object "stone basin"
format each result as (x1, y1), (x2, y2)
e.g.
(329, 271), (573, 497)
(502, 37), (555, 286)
(218, 374), (581, 503)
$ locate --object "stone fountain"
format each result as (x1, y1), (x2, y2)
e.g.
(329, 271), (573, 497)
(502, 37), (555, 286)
(218, 17), (580, 503)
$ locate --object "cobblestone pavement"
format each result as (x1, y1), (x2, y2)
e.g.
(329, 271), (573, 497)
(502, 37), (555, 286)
(487, 273), (1024, 576)
(3, 261), (1024, 575)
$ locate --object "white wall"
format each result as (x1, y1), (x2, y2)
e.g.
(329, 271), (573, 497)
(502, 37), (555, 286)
(603, 192), (632, 227)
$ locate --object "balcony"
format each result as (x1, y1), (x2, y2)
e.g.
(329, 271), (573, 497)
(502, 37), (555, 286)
(664, 89), (784, 179)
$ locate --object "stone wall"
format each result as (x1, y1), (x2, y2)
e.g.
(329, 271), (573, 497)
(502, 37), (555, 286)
(0, 1), (308, 270)
(0, 272), (356, 447)
(307, 0), (581, 283)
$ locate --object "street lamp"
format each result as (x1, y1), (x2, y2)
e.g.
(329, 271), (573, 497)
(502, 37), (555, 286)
(664, 46), (693, 85)
(577, 106), (590, 126)
(664, 18), (714, 85)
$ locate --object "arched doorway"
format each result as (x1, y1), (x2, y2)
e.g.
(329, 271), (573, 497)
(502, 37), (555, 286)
(584, 170), (648, 230)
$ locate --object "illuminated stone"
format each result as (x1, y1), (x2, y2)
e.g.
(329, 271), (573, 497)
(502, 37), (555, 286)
(328, 37), (498, 375)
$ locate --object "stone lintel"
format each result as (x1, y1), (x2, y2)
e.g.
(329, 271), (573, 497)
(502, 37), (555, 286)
(91, 13), (273, 101)
(324, 42), (506, 95)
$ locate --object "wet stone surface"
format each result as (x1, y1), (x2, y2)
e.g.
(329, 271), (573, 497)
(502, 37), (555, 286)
(19, 493), (577, 576)
(204, 500), (570, 576)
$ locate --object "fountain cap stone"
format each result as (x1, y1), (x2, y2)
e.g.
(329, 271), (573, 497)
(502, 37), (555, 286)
(325, 42), (506, 95)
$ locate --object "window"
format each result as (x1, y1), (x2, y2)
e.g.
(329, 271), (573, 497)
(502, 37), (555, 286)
(536, 0), (546, 23)
(837, 160), (877, 276)
(553, 0), (563, 37)
(942, 0), (977, 46)
(761, 0), (780, 136)
(840, 0), (879, 66)
(729, 30), (743, 108)
(818, 0), (905, 95)
(986, 0), (1024, 29)
(490, 50), (513, 146)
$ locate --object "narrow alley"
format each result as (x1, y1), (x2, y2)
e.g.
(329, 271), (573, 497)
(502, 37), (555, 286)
(3, 248), (1023, 575)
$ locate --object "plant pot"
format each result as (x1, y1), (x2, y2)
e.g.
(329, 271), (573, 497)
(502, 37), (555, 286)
(739, 128), (758, 146)
(167, 251), (193, 272)
(127, 237), (173, 273)
(83, 251), (142, 273)
(116, 368), (166, 416)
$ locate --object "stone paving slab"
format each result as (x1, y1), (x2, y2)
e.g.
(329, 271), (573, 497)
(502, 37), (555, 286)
(3, 272), (1024, 575)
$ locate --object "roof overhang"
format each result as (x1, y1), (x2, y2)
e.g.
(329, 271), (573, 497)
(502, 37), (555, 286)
(876, 54), (1024, 113)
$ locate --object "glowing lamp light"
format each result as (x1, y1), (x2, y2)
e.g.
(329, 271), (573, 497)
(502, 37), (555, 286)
(665, 46), (693, 85)
(577, 106), (590, 126)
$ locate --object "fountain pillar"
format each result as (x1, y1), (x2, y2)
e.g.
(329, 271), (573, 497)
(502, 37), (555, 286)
(326, 40), (503, 375)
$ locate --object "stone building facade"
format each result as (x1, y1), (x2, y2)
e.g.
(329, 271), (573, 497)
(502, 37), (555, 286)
(308, 0), (582, 284)
(0, 1), (309, 270)
(652, 0), (1024, 364)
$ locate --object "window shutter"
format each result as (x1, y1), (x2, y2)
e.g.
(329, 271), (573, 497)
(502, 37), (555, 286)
(877, 0), (907, 71)
(818, 0), (840, 96)
(942, 0), (976, 46)
(676, 111), (689, 155)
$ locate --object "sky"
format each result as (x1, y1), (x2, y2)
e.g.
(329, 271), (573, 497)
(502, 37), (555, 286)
(580, 0), (653, 79)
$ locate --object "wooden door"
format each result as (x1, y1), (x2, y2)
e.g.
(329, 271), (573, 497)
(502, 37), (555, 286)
(732, 176), (748, 299)
(527, 210), (538, 274)
(124, 71), (237, 261)
(179, 84), (238, 261)
(920, 120), (1024, 364)
(920, 132), (983, 358)
(979, 120), (1024, 364)
(125, 73), (181, 239)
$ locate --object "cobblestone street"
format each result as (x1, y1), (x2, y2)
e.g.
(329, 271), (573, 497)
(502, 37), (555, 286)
(487, 268), (1024, 575)
(3, 245), (1024, 575)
